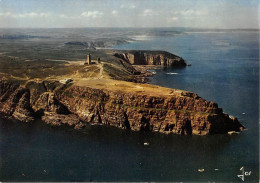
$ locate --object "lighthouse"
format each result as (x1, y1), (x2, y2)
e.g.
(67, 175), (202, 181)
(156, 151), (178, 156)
(85, 53), (92, 65)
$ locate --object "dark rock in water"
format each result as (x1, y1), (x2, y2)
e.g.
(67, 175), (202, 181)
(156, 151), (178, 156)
(42, 112), (82, 129)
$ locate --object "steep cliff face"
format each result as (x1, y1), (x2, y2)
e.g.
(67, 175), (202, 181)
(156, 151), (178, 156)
(0, 80), (244, 135)
(114, 51), (186, 67)
(0, 81), (35, 122)
(56, 85), (243, 135)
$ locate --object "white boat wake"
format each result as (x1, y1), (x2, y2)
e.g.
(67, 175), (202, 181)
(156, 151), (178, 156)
(166, 72), (179, 75)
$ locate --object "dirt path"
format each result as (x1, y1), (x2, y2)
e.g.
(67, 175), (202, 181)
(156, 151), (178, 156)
(99, 63), (104, 79)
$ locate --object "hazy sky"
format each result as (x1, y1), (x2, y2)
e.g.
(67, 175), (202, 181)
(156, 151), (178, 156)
(0, 0), (259, 28)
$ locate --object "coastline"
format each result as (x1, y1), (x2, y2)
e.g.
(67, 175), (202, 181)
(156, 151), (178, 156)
(0, 50), (244, 135)
(0, 28), (258, 182)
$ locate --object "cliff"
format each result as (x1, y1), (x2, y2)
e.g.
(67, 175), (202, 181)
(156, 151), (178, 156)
(0, 79), (244, 135)
(113, 50), (186, 67)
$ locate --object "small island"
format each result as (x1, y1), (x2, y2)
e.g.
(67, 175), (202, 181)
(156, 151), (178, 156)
(0, 50), (244, 135)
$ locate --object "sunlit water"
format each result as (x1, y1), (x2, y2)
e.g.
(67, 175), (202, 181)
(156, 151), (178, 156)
(1, 31), (259, 182)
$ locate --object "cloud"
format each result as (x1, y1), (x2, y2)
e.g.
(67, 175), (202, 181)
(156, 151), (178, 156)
(120, 4), (136, 9)
(142, 9), (153, 16)
(59, 14), (77, 19)
(0, 12), (49, 18)
(59, 14), (68, 18)
(81, 11), (103, 18)
(112, 10), (118, 15)
(18, 12), (49, 18)
(171, 17), (178, 21)
(0, 12), (13, 17)
(18, 12), (38, 17)
(172, 9), (208, 21)
(175, 9), (208, 16)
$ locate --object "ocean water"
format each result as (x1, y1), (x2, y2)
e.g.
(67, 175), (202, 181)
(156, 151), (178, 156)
(0, 30), (259, 182)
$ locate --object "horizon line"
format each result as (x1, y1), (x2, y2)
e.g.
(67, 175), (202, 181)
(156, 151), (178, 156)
(0, 27), (259, 30)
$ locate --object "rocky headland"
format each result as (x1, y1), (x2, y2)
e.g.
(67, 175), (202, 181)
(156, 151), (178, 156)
(0, 50), (244, 135)
(113, 50), (186, 67)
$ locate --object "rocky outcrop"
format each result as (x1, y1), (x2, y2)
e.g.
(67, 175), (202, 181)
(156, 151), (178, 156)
(42, 112), (84, 129)
(0, 83), (35, 122)
(113, 51), (186, 67)
(33, 92), (70, 114)
(0, 80), (244, 135)
(12, 90), (35, 122)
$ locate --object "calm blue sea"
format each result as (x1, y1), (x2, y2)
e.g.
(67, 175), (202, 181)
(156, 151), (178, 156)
(0, 30), (259, 182)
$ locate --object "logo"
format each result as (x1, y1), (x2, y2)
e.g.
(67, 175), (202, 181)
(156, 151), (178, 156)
(237, 166), (251, 181)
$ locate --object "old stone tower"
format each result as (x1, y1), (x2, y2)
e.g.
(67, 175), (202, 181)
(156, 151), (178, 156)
(85, 53), (91, 65)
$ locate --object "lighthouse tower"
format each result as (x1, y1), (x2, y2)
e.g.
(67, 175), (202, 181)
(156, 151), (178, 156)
(85, 53), (91, 65)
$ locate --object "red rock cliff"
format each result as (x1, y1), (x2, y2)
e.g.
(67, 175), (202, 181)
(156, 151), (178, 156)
(0, 80), (244, 135)
(113, 51), (186, 67)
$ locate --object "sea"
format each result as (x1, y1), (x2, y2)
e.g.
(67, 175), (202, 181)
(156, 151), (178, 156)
(0, 29), (259, 182)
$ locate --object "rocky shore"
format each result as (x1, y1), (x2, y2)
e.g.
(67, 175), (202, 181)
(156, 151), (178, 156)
(0, 79), (244, 135)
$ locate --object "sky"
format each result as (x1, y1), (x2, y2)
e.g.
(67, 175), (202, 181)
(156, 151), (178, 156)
(0, 0), (259, 29)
